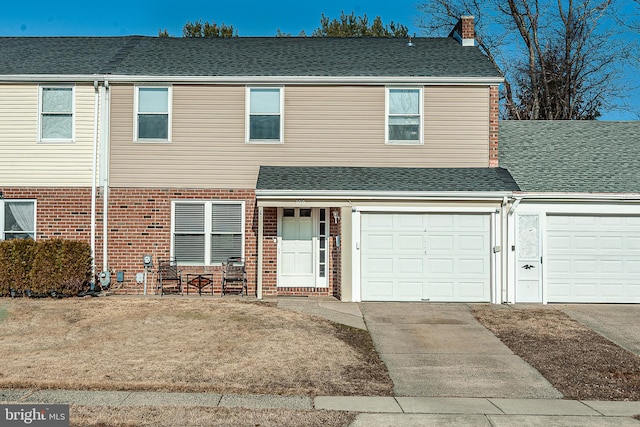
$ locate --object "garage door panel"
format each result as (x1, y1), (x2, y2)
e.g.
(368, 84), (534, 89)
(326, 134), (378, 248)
(460, 235), (486, 251)
(364, 257), (394, 274)
(428, 282), (454, 298)
(428, 235), (454, 250)
(398, 281), (422, 298)
(398, 257), (423, 273)
(429, 258), (454, 274)
(459, 258), (487, 275)
(398, 234), (423, 251)
(547, 214), (640, 303)
(365, 281), (394, 299)
(361, 213), (490, 302)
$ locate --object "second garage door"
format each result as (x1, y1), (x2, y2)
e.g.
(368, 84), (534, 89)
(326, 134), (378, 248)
(546, 215), (640, 303)
(361, 213), (491, 302)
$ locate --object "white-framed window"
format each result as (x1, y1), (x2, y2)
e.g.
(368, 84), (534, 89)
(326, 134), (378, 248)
(1, 200), (36, 240)
(172, 201), (245, 265)
(135, 86), (171, 141)
(246, 87), (283, 143)
(386, 87), (423, 144)
(39, 85), (74, 142)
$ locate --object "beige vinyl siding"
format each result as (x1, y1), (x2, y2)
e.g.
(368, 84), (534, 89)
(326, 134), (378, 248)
(0, 83), (98, 186)
(110, 84), (490, 188)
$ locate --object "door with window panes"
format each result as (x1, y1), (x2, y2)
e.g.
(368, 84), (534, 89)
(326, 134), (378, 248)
(278, 208), (328, 287)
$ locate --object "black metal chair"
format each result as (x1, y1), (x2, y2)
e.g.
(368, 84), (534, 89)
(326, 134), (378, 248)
(157, 258), (182, 295)
(222, 257), (247, 296)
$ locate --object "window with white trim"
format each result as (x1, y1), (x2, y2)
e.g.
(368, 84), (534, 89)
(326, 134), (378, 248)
(136, 87), (171, 141)
(172, 201), (244, 265)
(39, 85), (74, 142)
(386, 88), (423, 144)
(1, 200), (36, 240)
(246, 87), (283, 143)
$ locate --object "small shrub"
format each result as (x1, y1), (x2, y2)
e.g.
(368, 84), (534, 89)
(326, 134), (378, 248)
(0, 238), (36, 296)
(0, 238), (91, 297)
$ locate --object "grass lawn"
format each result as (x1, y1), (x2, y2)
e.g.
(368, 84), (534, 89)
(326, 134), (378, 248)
(473, 306), (640, 401)
(0, 297), (392, 397)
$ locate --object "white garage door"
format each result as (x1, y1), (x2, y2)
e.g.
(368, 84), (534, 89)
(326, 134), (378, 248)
(361, 213), (491, 302)
(547, 215), (640, 303)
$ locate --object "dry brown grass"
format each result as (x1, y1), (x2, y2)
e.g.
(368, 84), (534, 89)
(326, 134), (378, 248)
(0, 297), (392, 396)
(69, 406), (355, 427)
(473, 306), (640, 401)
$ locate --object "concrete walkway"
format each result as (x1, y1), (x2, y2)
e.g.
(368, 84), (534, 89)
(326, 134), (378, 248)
(3, 389), (639, 426)
(360, 302), (562, 398)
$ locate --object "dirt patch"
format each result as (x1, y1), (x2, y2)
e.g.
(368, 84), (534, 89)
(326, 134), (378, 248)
(70, 406), (355, 427)
(0, 297), (392, 396)
(473, 306), (640, 400)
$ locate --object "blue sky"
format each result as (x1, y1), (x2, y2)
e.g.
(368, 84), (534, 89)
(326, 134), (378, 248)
(0, 1), (423, 37)
(1, 0), (637, 119)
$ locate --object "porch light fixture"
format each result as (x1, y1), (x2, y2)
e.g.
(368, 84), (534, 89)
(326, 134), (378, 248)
(332, 210), (341, 223)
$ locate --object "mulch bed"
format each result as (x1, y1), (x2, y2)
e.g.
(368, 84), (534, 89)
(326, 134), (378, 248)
(473, 307), (640, 401)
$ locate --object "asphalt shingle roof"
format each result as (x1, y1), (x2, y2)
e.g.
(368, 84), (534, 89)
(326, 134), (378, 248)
(499, 121), (640, 193)
(256, 166), (519, 192)
(0, 36), (502, 78)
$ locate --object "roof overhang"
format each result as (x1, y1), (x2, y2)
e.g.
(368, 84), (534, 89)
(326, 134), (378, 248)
(0, 74), (504, 86)
(256, 189), (512, 207)
(511, 191), (640, 203)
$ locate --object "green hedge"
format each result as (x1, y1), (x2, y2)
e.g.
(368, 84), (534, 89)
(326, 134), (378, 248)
(0, 238), (92, 297)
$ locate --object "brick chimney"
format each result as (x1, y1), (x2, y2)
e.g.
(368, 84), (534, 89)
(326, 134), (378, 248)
(449, 15), (475, 47)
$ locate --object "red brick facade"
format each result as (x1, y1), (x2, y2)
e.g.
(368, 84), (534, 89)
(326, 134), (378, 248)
(461, 16), (475, 40)
(1, 187), (345, 297)
(489, 85), (500, 167)
(0, 187), (102, 266)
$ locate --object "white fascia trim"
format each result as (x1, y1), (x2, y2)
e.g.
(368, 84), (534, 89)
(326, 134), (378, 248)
(1, 74), (504, 85)
(102, 75), (505, 85)
(1, 75), (106, 82)
(255, 190), (511, 201)
(353, 205), (498, 213)
(512, 192), (640, 202)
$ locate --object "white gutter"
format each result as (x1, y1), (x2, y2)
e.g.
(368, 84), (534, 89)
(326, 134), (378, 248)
(90, 80), (99, 283)
(511, 192), (640, 201)
(0, 74), (504, 86)
(256, 190), (512, 201)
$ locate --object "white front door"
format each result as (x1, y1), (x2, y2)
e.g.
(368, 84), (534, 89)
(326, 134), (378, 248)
(278, 208), (329, 287)
(515, 214), (542, 302)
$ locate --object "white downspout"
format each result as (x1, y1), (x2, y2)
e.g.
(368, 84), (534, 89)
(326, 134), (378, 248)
(101, 80), (110, 273)
(90, 81), (99, 282)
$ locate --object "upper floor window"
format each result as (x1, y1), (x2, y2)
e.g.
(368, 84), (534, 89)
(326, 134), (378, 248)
(39, 85), (74, 142)
(136, 87), (171, 141)
(246, 87), (283, 143)
(386, 88), (423, 144)
(1, 200), (35, 240)
(172, 201), (244, 265)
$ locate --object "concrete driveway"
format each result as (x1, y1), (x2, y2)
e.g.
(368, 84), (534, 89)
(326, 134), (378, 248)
(360, 303), (562, 399)
(555, 304), (640, 355)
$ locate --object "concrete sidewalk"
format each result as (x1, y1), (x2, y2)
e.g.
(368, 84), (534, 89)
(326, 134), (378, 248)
(3, 389), (639, 426)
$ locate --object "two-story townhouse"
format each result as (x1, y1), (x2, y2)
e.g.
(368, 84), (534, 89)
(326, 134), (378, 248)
(1, 17), (522, 303)
(99, 17), (516, 302)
